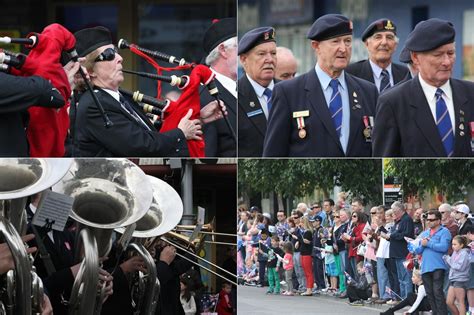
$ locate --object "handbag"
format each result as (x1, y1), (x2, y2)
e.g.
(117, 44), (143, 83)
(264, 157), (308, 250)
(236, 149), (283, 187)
(356, 242), (367, 256)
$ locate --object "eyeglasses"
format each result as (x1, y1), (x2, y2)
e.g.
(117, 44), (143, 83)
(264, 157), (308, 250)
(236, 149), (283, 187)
(311, 206), (320, 209)
(426, 218), (439, 222)
(95, 47), (118, 62)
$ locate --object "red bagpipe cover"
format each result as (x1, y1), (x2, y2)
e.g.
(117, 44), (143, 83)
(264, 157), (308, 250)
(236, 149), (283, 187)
(160, 64), (215, 157)
(11, 23), (74, 157)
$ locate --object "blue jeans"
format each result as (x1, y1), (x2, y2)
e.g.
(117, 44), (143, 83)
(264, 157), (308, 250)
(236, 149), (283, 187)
(377, 258), (390, 299)
(349, 256), (357, 280)
(293, 252), (306, 290)
(395, 258), (412, 299)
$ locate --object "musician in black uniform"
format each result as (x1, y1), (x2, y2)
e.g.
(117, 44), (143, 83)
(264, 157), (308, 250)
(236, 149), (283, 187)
(373, 18), (474, 157)
(346, 19), (408, 92)
(72, 26), (202, 157)
(263, 14), (377, 157)
(237, 27), (277, 157)
(200, 17), (237, 157)
(0, 72), (64, 156)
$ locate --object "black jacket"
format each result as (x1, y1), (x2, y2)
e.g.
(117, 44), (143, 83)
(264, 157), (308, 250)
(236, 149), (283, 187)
(345, 59), (409, 88)
(389, 212), (414, 259)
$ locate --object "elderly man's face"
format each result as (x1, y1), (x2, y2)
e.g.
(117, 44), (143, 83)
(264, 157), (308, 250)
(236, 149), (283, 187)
(92, 44), (124, 90)
(240, 42), (277, 87)
(275, 53), (297, 81)
(365, 31), (397, 65)
(312, 35), (352, 77)
(412, 42), (455, 87)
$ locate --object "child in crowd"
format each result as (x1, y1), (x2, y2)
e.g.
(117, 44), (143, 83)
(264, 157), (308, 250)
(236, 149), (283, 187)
(380, 269), (431, 315)
(257, 229), (271, 287)
(216, 282), (233, 315)
(262, 235), (284, 294)
(180, 275), (196, 315)
(346, 261), (371, 306)
(443, 235), (471, 315)
(281, 241), (295, 295)
(242, 258), (259, 285)
(467, 225), (474, 315)
(322, 238), (339, 293)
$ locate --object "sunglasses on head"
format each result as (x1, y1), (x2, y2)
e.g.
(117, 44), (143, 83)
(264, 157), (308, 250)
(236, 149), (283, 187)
(95, 47), (118, 62)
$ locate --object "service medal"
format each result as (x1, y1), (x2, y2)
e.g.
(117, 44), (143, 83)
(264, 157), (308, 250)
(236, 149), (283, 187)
(299, 128), (307, 139)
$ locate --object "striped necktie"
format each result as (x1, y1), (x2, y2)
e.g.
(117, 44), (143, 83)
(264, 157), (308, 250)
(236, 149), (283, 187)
(380, 69), (391, 93)
(263, 88), (272, 112)
(435, 88), (454, 157)
(329, 79), (343, 137)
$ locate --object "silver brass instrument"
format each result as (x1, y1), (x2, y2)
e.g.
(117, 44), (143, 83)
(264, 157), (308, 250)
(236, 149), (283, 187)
(0, 158), (72, 315)
(52, 158), (152, 315)
(116, 175), (183, 315)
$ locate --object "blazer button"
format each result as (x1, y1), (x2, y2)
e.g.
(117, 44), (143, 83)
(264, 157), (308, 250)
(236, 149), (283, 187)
(176, 149), (179, 152)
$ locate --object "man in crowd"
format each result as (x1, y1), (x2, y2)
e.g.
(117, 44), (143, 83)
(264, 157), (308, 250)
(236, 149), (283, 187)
(373, 18), (474, 157)
(263, 14), (377, 157)
(322, 198), (335, 227)
(275, 46), (298, 81)
(200, 17), (237, 157)
(346, 19), (408, 92)
(238, 26), (277, 157)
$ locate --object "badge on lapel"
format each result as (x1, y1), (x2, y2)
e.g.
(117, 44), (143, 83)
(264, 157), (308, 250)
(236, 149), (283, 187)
(247, 109), (263, 118)
(363, 115), (374, 142)
(352, 91), (362, 110)
(249, 101), (256, 108)
(459, 109), (465, 136)
(293, 110), (309, 139)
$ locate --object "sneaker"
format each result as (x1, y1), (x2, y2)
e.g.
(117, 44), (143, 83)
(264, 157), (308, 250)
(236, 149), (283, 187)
(349, 300), (364, 306)
(312, 288), (320, 295)
(362, 299), (373, 305)
(266, 290), (273, 294)
(386, 299), (400, 305)
(257, 283), (263, 288)
(280, 280), (286, 285)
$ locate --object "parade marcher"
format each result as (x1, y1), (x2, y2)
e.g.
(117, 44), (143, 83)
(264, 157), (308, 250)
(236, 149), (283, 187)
(73, 26), (224, 157)
(414, 210), (452, 315)
(0, 71), (64, 156)
(263, 14), (377, 157)
(200, 17), (237, 157)
(346, 19), (408, 92)
(275, 46), (297, 81)
(398, 46), (419, 83)
(238, 26), (277, 157)
(373, 18), (474, 157)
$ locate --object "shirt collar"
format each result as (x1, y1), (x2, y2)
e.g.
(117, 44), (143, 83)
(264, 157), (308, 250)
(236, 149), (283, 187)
(211, 68), (236, 94)
(315, 63), (347, 92)
(102, 88), (121, 103)
(418, 74), (452, 101)
(246, 73), (274, 97)
(369, 59), (393, 79)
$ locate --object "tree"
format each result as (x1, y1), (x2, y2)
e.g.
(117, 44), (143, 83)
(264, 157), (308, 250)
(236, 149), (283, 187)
(385, 159), (474, 202)
(238, 159), (383, 204)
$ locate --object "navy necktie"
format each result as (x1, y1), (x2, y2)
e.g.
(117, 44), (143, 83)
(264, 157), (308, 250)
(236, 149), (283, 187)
(435, 88), (454, 156)
(263, 88), (272, 112)
(119, 95), (150, 131)
(329, 79), (343, 137)
(380, 69), (391, 93)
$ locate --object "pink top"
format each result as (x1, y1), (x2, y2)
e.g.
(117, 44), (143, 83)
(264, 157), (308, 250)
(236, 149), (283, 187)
(283, 253), (294, 270)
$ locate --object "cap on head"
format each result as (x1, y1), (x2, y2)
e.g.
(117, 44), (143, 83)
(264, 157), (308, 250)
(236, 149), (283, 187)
(307, 14), (353, 41)
(203, 17), (237, 55)
(238, 26), (276, 55)
(456, 204), (470, 215)
(361, 19), (397, 42)
(399, 47), (411, 63)
(404, 18), (455, 52)
(74, 26), (113, 58)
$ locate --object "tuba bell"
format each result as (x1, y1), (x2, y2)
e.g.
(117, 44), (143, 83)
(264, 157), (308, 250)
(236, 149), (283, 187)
(0, 158), (72, 315)
(52, 158), (153, 315)
(115, 175), (183, 315)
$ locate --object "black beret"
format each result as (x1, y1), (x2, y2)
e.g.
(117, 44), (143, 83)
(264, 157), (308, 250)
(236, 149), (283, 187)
(203, 18), (237, 55)
(307, 14), (353, 41)
(238, 26), (276, 55)
(399, 47), (411, 63)
(405, 18), (455, 52)
(74, 26), (112, 58)
(361, 19), (397, 42)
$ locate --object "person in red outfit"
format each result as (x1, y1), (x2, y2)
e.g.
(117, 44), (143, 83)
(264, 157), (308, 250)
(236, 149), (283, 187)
(216, 282), (233, 315)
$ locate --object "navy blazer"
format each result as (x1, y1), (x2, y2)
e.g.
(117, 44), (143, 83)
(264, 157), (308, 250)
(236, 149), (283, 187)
(346, 59), (409, 87)
(199, 79), (237, 157)
(263, 69), (377, 157)
(74, 88), (188, 157)
(389, 212), (414, 259)
(373, 76), (474, 157)
(237, 74), (268, 157)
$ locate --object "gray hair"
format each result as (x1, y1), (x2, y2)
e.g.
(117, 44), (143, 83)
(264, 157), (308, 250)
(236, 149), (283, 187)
(438, 203), (452, 213)
(205, 36), (237, 66)
(391, 201), (405, 212)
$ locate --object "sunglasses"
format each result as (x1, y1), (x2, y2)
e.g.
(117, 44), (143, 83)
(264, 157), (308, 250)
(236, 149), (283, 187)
(334, 215), (340, 218)
(352, 215), (357, 218)
(370, 212), (377, 215)
(95, 47), (118, 62)
(426, 218), (439, 222)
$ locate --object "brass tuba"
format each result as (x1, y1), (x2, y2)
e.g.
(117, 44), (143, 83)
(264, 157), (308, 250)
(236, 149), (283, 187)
(52, 158), (153, 315)
(115, 175), (183, 315)
(0, 158), (72, 315)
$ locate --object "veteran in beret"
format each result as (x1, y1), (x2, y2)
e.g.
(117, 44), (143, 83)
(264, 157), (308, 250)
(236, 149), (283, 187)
(262, 14), (377, 157)
(346, 19), (408, 93)
(200, 17), (237, 157)
(237, 26), (277, 157)
(373, 18), (474, 157)
(397, 46), (419, 83)
(72, 26), (204, 157)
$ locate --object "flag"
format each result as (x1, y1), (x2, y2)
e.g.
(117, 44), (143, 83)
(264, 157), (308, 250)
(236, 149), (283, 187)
(385, 286), (402, 300)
